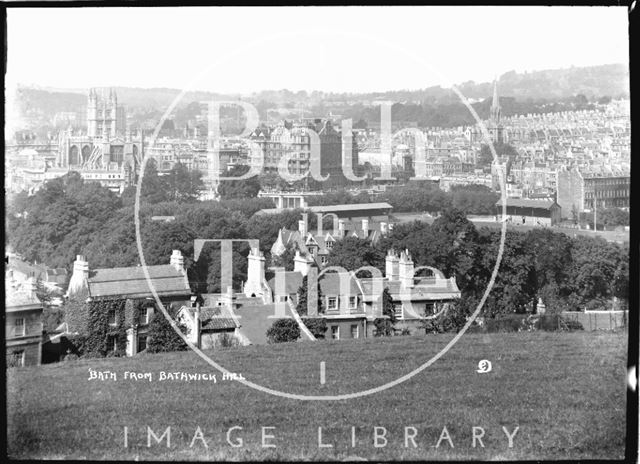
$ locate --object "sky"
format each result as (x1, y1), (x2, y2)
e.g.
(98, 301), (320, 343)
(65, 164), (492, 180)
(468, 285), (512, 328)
(5, 6), (630, 94)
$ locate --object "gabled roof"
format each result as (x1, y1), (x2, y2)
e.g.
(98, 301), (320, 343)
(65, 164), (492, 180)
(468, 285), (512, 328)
(88, 264), (191, 299)
(182, 306), (239, 331)
(495, 198), (558, 210)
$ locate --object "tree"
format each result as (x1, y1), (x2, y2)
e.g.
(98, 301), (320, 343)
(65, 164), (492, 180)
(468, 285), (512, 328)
(146, 305), (188, 353)
(163, 162), (205, 202)
(217, 165), (261, 200)
(373, 288), (396, 336)
(138, 158), (169, 204)
(326, 237), (384, 275)
(266, 319), (301, 343)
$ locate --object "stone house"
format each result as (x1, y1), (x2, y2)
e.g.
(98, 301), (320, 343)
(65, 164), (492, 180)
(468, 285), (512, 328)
(6, 276), (44, 367)
(64, 250), (192, 356)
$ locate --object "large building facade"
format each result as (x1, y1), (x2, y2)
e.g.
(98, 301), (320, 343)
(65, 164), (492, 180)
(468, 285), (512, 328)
(556, 165), (630, 218)
(54, 89), (143, 193)
(249, 119), (359, 187)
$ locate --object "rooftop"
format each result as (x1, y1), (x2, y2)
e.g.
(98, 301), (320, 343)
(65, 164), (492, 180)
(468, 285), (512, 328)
(88, 264), (191, 299)
(495, 198), (558, 210)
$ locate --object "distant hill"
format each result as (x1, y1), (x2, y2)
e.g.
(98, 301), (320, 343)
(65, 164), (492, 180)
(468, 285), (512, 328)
(12, 63), (629, 128)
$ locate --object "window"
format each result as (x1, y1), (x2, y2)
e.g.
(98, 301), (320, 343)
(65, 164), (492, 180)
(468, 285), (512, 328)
(326, 241), (334, 249)
(107, 335), (118, 353)
(321, 256), (328, 265)
(331, 325), (340, 339)
(144, 306), (154, 325)
(425, 302), (435, 315)
(328, 297), (337, 311)
(350, 324), (359, 339)
(137, 335), (147, 353)
(15, 318), (25, 336)
(348, 296), (357, 309)
(108, 309), (117, 326)
(7, 350), (24, 368)
(393, 303), (403, 318)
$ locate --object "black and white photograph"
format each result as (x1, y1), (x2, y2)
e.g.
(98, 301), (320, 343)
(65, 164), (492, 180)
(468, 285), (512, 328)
(4, 4), (635, 461)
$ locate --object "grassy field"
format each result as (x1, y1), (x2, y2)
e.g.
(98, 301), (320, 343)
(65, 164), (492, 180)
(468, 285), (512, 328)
(7, 332), (628, 461)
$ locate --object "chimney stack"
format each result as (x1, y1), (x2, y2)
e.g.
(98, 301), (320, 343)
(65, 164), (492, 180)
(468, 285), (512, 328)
(362, 219), (369, 238)
(170, 250), (184, 272)
(399, 249), (415, 289)
(27, 277), (39, 299)
(67, 255), (89, 298)
(385, 249), (399, 281)
(294, 250), (312, 277)
(298, 216), (307, 236)
(244, 247), (266, 297)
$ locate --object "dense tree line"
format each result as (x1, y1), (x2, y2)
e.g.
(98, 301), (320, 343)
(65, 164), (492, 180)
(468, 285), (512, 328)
(8, 171), (627, 322)
(328, 209), (628, 317)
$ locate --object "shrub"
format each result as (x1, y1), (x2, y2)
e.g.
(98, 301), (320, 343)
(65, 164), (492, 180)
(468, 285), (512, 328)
(563, 319), (584, 331)
(266, 319), (301, 343)
(484, 314), (527, 333)
(301, 317), (327, 339)
(63, 334), (88, 357)
(106, 349), (126, 358)
(400, 327), (411, 336)
(373, 318), (395, 336)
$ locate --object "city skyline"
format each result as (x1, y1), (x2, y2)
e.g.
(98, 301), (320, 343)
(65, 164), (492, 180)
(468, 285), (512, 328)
(6, 6), (629, 94)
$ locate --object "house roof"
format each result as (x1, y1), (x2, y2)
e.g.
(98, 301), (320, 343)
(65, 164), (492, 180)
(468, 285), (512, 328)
(267, 270), (361, 296)
(306, 202), (393, 214)
(46, 268), (68, 277)
(495, 198), (558, 210)
(88, 264), (191, 299)
(8, 258), (47, 280)
(358, 277), (461, 301)
(267, 271), (304, 295)
(233, 302), (295, 345)
(6, 290), (42, 311)
(255, 202), (393, 216)
(194, 306), (239, 330)
(319, 272), (361, 296)
(386, 279), (461, 298)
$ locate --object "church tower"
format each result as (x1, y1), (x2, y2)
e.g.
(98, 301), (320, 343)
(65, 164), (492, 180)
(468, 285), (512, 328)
(109, 88), (118, 138)
(87, 88), (98, 138)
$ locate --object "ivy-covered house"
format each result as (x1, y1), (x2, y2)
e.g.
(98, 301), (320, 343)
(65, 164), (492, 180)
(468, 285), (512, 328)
(63, 250), (192, 356)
